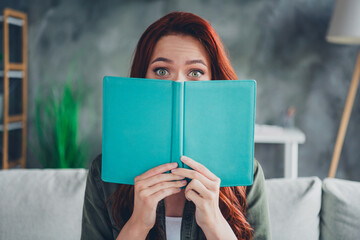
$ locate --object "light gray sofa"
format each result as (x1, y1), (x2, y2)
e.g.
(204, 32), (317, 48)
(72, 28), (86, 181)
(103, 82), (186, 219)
(0, 169), (359, 240)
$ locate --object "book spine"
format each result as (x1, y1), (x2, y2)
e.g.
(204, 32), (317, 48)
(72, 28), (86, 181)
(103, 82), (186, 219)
(171, 81), (184, 167)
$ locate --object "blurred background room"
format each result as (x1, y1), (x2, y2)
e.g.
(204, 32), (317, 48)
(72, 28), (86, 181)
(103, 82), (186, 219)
(1, 1), (360, 240)
(2, 0), (359, 180)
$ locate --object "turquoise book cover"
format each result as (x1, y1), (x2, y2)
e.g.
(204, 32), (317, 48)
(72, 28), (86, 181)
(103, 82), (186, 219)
(102, 76), (256, 187)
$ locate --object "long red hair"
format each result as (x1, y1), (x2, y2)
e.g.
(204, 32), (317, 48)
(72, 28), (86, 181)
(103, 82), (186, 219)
(108, 12), (253, 240)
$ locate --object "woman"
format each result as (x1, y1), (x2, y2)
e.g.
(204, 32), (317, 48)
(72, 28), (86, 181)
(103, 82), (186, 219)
(81, 12), (271, 240)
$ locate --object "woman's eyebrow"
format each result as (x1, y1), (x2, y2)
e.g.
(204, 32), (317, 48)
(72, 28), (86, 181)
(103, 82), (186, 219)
(150, 57), (207, 67)
(151, 57), (173, 64)
(185, 59), (207, 67)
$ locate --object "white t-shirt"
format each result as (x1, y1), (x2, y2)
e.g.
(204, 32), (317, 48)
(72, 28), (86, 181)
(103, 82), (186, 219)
(165, 216), (182, 240)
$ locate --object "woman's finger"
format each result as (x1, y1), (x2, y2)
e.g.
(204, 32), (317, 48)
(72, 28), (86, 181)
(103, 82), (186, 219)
(142, 179), (187, 197)
(181, 156), (219, 181)
(151, 187), (182, 204)
(185, 189), (204, 208)
(171, 168), (213, 189)
(143, 173), (185, 188)
(135, 162), (178, 182)
(185, 178), (212, 199)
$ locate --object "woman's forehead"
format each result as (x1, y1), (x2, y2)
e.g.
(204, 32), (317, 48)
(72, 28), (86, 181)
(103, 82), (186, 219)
(150, 35), (210, 64)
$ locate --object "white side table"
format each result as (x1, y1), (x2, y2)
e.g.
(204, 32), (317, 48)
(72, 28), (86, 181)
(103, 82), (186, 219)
(254, 124), (306, 179)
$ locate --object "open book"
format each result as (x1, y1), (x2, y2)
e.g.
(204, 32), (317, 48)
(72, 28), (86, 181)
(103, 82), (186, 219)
(102, 76), (256, 186)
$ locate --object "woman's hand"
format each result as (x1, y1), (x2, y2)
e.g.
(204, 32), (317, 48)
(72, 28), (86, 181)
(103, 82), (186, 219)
(118, 162), (187, 239)
(171, 156), (237, 240)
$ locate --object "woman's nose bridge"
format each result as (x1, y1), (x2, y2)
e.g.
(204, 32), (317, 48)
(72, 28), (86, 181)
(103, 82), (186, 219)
(174, 71), (186, 82)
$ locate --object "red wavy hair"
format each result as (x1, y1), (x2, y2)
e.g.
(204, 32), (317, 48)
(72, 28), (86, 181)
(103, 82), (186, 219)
(108, 12), (253, 240)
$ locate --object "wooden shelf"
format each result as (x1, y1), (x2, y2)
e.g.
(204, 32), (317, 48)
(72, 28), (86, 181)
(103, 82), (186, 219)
(8, 115), (24, 123)
(0, 15), (25, 26)
(8, 63), (24, 71)
(0, 70), (24, 78)
(1, 8), (27, 170)
(8, 158), (23, 168)
(0, 122), (22, 131)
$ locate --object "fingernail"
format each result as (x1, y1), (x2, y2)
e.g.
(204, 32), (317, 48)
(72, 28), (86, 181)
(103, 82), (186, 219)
(172, 162), (178, 167)
(181, 180), (187, 184)
(181, 156), (187, 161)
(171, 169), (177, 173)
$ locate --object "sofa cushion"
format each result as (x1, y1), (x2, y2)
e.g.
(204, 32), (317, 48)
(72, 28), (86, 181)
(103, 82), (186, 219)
(0, 169), (87, 240)
(321, 178), (360, 240)
(266, 177), (322, 240)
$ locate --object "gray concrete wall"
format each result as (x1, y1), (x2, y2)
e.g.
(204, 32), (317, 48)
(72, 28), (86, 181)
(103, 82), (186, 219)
(2, 0), (359, 180)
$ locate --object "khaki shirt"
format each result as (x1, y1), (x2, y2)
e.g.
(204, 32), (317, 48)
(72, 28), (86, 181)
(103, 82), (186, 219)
(81, 154), (271, 239)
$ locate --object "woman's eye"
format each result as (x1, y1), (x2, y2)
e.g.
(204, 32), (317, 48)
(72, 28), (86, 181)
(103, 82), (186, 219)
(189, 70), (203, 78)
(154, 68), (169, 76)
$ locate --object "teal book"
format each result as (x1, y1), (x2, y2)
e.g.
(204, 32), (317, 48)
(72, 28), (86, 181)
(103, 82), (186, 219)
(102, 76), (256, 187)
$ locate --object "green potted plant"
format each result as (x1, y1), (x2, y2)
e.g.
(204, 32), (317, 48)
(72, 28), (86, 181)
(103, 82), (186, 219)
(33, 68), (88, 168)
